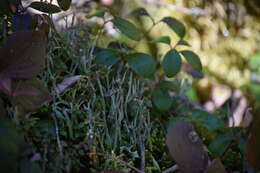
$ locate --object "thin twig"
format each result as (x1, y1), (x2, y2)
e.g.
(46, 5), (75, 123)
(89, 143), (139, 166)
(162, 164), (179, 173)
(87, 152), (145, 173)
(143, 0), (210, 17)
(177, 94), (207, 111)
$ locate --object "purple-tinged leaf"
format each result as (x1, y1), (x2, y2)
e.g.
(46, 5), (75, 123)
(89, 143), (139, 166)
(56, 75), (82, 94)
(12, 79), (51, 112)
(0, 30), (46, 95)
(0, 75), (11, 96)
(181, 63), (203, 79)
(12, 80), (39, 97)
(12, 13), (33, 32)
(166, 120), (209, 173)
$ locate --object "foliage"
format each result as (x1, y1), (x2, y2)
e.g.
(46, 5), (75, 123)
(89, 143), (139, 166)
(0, 0), (259, 172)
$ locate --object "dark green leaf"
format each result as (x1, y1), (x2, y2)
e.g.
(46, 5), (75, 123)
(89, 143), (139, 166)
(177, 39), (190, 46)
(180, 50), (202, 72)
(126, 53), (156, 77)
(112, 17), (141, 41)
(0, 0), (11, 14)
(238, 138), (246, 155)
(20, 160), (42, 173)
(95, 49), (120, 66)
(152, 87), (172, 111)
(152, 36), (171, 45)
(130, 8), (150, 17)
(192, 110), (225, 131)
(159, 80), (178, 91)
(162, 17), (186, 38)
(209, 135), (232, 157)
(107, 41), (133, 52)
(9, 0), (21, 5)
(38, 120), (56, 137)
(162, 49), (182, 77)
(29, 2), (61, 14)
(0, 120), (23, 173)
(57, 0), (71, 11)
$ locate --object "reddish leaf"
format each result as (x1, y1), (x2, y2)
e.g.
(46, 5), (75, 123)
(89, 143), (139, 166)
(12, 80), (39, 97)
(246, 113), (260, 169)
(0, 30), (46, 95)
(166, 120), (209, 173)
(11, 79), (51, 112)
(204, 158), (227, 173)
(0, 76), (12, 95)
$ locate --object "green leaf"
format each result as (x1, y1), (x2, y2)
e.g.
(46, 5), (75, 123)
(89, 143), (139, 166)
(162, 17), (186, 38)
(95, 49), (120, 66)
(29, 2), (61, 14)
(180, 50), (202, 72)
(159, 80), (178, 91)
(152, 36), (171, 45)
(126, 53), (156, 77)
(177, 39), (190, 46)
(192, 110), (225, 131)
(130, 8), (150, 17)
(112, 17), (141, 41)
(152, 87), (172, 112)
(162, 49), (182, 77)
(57, 0), (71, 11)
(209, 135), (232, 157)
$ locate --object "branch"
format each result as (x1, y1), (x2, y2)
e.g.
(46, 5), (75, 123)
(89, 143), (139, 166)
(143, 0), (210, 17)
